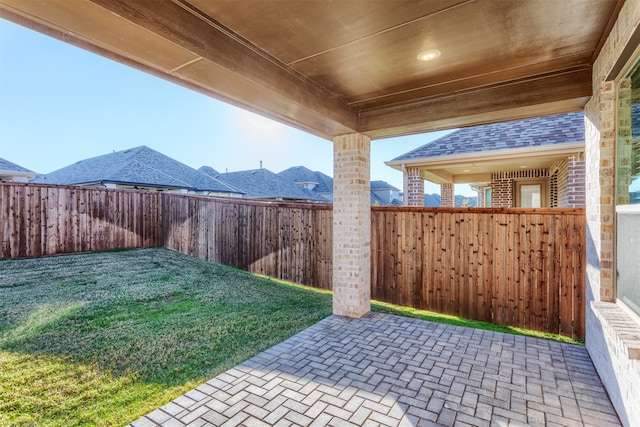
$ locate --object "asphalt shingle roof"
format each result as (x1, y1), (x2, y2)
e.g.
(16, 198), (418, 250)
(277, 166), (333, 194)
(393, 112), (585, 161)
(0, 158), (35, 173)
(279, 167), (403, 205)
(371, 180), (400, 191)
(215, 168), (328, 202)
(31, 146), (240, 193)
(198, 166), (219, 177)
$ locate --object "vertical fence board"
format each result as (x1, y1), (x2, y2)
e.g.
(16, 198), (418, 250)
(160, 193), (332, 290)
(0, 184), (160, 258)
(1, 184), (585, 339)
(371, 207), (586, 339)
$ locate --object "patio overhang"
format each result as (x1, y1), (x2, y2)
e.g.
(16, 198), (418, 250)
(0, 0), (622, 139)
(386, 141), (585, 184)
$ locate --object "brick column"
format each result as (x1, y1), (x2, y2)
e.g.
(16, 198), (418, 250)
(566, 153), (586, 208)
(332, 133), (371, 318)
(476, 187), (484, 208)
(585, 81), (616, 302)
(440, 183), (454, 207)
(583, 4), (640, 426)
(490, 172), (513, 207)
(617, 78), (633, 205)
(404, 167), (424, 206)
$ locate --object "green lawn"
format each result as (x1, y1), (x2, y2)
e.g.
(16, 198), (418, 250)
(0, 248), (333, 426)
(0, 248), (582, 426)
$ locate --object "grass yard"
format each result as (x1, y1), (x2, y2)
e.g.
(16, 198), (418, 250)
(0, 248), (333, 426)
(0, 247), (583, 426)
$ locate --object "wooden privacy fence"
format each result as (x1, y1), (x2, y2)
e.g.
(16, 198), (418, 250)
(1, 185), (586, 338)
(162, 193), (333, 289)
(371, 207), (586, 339)
(0, 183), (161, 258)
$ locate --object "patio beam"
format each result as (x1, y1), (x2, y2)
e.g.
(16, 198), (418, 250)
(359, 67), (592, 139)
(0, 0), (359, 140)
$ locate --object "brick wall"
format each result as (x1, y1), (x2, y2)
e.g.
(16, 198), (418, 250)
(585, 0), (640, 425)
(476, 187), (485, 207)
(549, 161), (562, 207)
(617, 77), (633, 205)
(440, 183), (454, 207)
(566, 153), (586, 208)
(405, 167), (425, 207)
(490, 169), (549, 207)
(551, 155), (586, 208)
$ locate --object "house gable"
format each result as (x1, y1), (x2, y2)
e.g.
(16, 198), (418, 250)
(0, 158), (37, 182)
(31, 146), (241, 195)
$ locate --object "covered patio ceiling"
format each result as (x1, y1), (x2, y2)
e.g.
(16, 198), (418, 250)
(0, 0), (624, 140)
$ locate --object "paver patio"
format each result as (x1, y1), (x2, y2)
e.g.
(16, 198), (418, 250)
(129, 312), (620, 427)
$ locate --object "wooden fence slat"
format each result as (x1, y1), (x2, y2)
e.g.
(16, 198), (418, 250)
(371, 206), (584, 339)
(1, 184), (586, 339)
(0, 184), (160, 258)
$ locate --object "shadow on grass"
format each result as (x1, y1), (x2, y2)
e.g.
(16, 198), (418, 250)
(0, 248), (333, 387)
(0, 248), (583, 426)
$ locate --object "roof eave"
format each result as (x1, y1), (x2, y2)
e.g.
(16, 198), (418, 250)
(0, 170), (37, 177)
(385, 141), (585, 171)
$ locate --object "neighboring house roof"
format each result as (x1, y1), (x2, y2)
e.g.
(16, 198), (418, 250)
(371, 180), (402, 205)
(0, 157), (37, 182)
(215, 168), (328, 202)
(31, 146), (241, 194)
(392, 112), (585, 161)
(279, 170), (400, 206)
(371, 192), (403, 206)
(278, 166), (333, 194)
(371, 180), (400, 191)
(280, 167), (403, 205)
(0, 157), (35, 174)
(198, 165), (219, 177)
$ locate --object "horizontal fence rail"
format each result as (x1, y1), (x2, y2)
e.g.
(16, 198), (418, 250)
(1, 185), (585, 338)
(371, 207), (586, 339)
(0, 183), (161, 258)
(162, 193), (333, 290)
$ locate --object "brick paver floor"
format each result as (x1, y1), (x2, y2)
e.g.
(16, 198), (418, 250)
(129, 313), (621, 427)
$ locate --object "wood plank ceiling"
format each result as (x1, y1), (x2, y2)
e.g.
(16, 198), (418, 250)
(0, 0), (624, 140)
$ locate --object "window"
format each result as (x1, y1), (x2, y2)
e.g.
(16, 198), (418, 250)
(515, 180), (546, 207)
(616, 59), (640, 317)
(484, 188), (491, 207)
(617, 60), (640, 205)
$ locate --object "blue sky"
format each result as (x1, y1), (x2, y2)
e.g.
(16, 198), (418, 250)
(0, 18), (470, 195)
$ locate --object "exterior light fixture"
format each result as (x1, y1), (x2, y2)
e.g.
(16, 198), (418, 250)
(417, 50), (441, 61)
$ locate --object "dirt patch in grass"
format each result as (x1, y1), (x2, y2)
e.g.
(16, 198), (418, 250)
(0, 248), (332, 426)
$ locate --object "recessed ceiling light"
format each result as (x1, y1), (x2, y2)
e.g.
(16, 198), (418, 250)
(520, 165), (528, 168)
(417, 50), (441, 61)
(463, 169), (470, 172)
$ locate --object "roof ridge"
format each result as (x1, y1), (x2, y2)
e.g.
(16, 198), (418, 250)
(207, 174), (244, 193)
(90, 145), (150, 181)
(129, 158), (194, 188)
